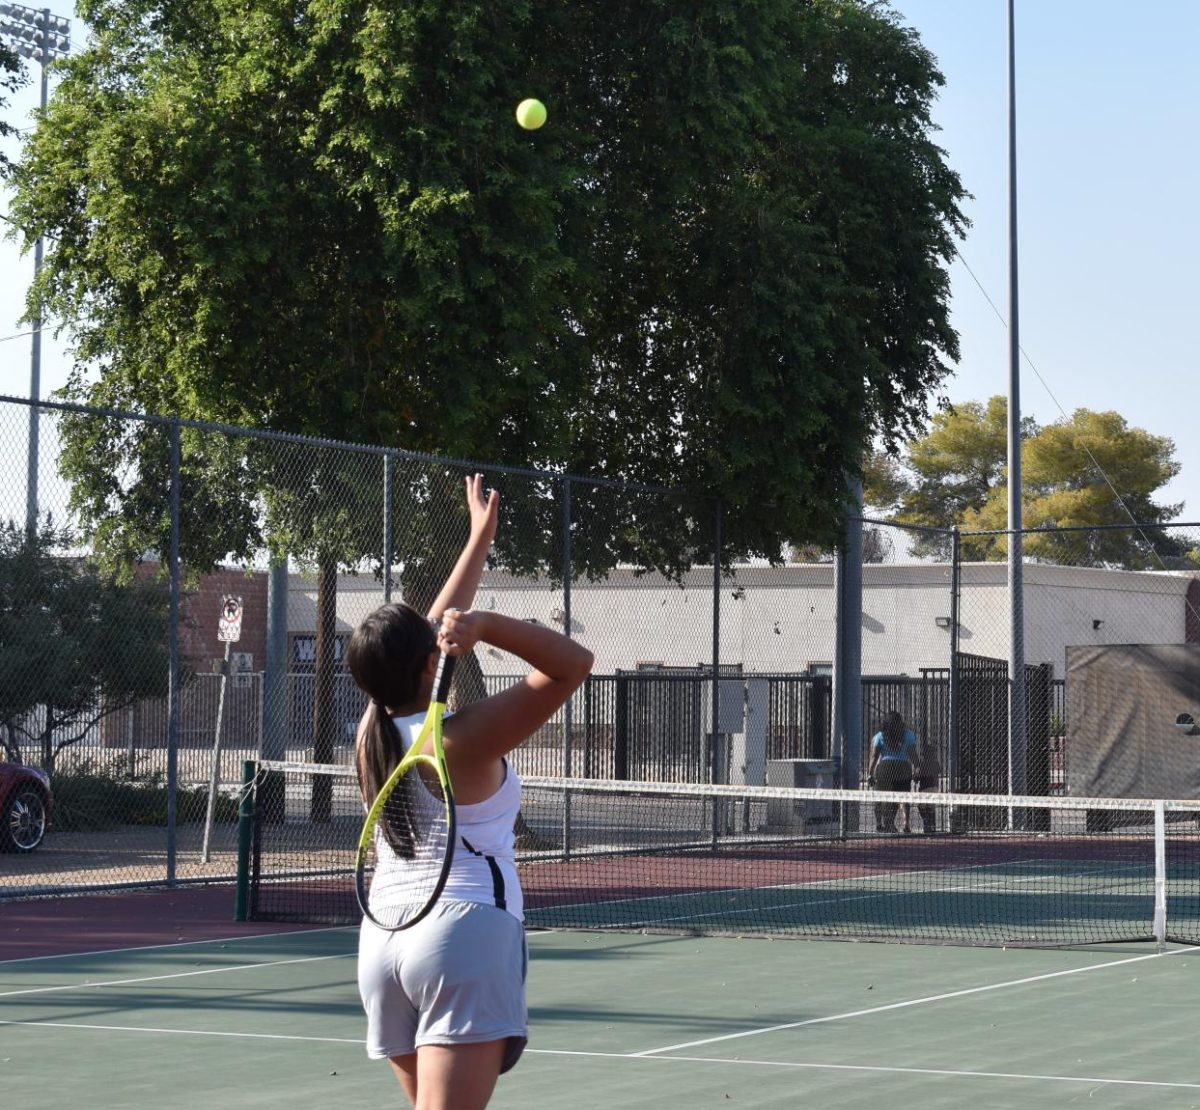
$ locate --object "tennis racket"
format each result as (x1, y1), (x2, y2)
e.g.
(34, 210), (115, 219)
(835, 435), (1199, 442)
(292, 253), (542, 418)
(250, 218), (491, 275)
(355, 652), (457, 930)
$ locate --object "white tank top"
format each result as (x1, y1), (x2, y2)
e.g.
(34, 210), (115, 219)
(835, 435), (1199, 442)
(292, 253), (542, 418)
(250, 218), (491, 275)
(368, 711), (524, 922)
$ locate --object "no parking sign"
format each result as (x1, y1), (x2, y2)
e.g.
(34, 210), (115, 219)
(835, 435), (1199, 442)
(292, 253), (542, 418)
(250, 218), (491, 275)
(217, 595), (243, 643)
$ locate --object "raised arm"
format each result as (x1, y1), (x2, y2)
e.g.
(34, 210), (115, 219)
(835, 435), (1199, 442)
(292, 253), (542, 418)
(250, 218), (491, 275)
(426, 474), (498, 622)
(438, 610), (594, 762)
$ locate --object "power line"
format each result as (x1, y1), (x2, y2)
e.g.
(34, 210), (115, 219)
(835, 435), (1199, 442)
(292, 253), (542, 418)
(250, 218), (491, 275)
(954, 248), (1197, 591)
(0, 326), (40, 344)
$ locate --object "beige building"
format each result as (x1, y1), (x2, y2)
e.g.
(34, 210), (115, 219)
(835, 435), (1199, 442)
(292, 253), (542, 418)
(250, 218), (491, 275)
(318, 561), (1199, 681)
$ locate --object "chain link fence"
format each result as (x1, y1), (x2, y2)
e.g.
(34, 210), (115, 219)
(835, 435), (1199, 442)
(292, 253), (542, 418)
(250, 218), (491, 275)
(2, 394), (1199, 896)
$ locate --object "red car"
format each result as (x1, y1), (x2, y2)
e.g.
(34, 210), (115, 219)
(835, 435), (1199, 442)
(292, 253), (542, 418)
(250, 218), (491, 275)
(1, 760), (52, 852)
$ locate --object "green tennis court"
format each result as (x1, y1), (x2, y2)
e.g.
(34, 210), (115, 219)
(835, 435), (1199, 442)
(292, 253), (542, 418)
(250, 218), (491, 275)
(3, 924), (1198, 1109)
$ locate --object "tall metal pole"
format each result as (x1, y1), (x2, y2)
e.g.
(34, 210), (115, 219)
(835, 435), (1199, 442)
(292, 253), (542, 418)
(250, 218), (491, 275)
(1, 5), (72, 532)
(24, 52), (46, 533)
(1007, 0), (1027, 800)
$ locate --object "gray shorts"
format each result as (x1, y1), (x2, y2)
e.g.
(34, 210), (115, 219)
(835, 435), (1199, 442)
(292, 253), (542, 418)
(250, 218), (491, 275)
(358, 899), (528, 1072)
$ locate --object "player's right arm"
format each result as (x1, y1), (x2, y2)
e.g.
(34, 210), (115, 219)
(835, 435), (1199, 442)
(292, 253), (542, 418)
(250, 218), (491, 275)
(439, 610), (593, 763)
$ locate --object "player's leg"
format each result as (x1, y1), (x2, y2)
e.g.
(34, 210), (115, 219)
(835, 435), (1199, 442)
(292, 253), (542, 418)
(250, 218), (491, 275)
(388, 1053), (419, 1105)
(413, 1040), (507, 1110)
(400, 901), (528, 1108)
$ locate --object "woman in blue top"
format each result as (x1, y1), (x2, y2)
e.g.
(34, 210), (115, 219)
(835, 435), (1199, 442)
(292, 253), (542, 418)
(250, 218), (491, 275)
(867, 711), (918, 833)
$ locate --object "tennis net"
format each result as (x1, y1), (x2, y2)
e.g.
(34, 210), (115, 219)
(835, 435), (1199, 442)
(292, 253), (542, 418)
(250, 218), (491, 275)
(237, 760), (1200, 947)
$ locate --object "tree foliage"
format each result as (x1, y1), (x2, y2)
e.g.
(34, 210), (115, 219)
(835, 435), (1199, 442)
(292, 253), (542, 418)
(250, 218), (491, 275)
(12, 0), (966, 572)
(0, 521), (173, 772)
(0, 41), (25, 177)
(869, 396), (1185, 567)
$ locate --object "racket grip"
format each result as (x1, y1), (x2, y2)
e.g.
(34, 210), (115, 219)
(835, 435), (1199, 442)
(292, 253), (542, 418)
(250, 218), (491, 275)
(433, 653), (457, 702)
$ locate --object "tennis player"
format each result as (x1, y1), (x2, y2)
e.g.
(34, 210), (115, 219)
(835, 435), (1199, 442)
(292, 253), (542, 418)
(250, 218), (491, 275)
(867, 710), (918, 833)
(347, 475), (593, 1109)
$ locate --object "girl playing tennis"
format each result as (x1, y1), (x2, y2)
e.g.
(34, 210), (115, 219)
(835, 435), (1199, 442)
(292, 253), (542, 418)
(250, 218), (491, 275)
(347, 474), (593, 1109)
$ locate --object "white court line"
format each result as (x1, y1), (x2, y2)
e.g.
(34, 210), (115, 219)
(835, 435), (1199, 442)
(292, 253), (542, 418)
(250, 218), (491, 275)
(0, 951), (354, 999)
(3, 1023), (1196, 1093)
(0, 925), (356, 966)
(634, 947), (1190, 1056)
(527, 1049), (1200, 1092)
(0, 1019), (362, 1044)
(4, 1022), (1195, 1089)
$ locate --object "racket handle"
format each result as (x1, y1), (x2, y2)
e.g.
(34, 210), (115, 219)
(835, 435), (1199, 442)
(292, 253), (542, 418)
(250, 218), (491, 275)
(433, 653), (457, 702)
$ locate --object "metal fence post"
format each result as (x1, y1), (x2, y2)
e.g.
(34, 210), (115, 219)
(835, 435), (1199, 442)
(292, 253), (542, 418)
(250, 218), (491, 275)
(383, 453), (394, 603)
(842, 489), (863, 791)
(710, 499), (723, 786)
(166, 418), (181, 885)
(948, 527), (961, 791)
(561, 477), (573, 779)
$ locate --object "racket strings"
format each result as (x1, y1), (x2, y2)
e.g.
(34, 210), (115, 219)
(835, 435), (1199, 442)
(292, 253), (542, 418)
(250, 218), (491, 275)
(364, 768), (454, 929)
(377, 771), (425, 859)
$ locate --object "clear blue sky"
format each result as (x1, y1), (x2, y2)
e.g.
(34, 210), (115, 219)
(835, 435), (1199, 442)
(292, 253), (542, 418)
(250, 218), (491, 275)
(2, 1), (1198, 520)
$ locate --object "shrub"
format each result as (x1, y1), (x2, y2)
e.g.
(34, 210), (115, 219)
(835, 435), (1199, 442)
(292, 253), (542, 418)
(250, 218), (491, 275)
(50, 757), (240, 832)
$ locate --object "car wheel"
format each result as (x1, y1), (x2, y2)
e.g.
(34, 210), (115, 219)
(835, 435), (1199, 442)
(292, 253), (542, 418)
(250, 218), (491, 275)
(4, 787), (48, 852)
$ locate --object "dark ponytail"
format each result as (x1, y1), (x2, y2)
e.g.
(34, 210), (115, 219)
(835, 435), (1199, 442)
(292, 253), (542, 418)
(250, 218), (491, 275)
(346, 603), (437, 807)
(882, 711), (906, 754)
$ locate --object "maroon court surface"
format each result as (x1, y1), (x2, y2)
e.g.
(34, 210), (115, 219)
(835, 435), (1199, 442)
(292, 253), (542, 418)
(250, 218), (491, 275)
(0, 885), (315, 960)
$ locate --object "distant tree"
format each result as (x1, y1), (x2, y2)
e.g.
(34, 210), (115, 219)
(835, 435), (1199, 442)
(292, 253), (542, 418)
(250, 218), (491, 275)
(860, 451), (909, 516)
(872, 397), (1183, 567)
(0, 521), (173, 774)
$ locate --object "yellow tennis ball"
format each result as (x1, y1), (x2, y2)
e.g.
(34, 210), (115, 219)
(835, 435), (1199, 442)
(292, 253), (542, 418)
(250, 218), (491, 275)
(516, 98), (547, 130)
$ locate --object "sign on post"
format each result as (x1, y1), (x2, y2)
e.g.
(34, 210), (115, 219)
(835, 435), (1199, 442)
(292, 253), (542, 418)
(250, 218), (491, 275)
(204, 595), (243, 861)
(218, 595), (243, 643)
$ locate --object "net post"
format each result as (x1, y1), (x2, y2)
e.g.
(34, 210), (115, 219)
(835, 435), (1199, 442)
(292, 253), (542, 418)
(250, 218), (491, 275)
(1152, 798), (1167, 950)
(234, 759), (257, 922)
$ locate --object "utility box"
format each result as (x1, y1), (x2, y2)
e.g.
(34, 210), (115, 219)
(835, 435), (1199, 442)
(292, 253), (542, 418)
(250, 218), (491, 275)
(766, 758), (838, 827)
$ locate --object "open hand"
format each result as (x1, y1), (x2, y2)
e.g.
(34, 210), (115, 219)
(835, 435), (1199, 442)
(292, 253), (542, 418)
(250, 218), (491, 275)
(466, 473), (499, 545)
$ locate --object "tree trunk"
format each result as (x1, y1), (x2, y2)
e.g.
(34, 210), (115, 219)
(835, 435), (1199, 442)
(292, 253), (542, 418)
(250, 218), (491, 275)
(310, 556), (339, 823)
(40, 716), (54, 775)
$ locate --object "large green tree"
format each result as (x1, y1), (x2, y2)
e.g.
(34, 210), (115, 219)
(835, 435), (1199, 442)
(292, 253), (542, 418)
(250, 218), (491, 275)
(871, 396), (1186, 567)
(13, 0), (966, 562)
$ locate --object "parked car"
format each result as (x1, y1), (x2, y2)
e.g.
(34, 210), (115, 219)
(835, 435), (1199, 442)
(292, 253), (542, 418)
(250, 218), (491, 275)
(0, 760), (52, 852)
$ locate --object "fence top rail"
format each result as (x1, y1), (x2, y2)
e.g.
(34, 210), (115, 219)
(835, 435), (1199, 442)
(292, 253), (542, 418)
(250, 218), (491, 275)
(955, 520), (1200, 537)
(0, 393), (677, 495)
(860, 516), (1200, 536)
(857, 516), (955, 537)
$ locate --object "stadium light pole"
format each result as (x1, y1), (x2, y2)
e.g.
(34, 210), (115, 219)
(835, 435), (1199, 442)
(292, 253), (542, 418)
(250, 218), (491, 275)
(0, 3), (71, 534)
(1006, 0), (1027, 803)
